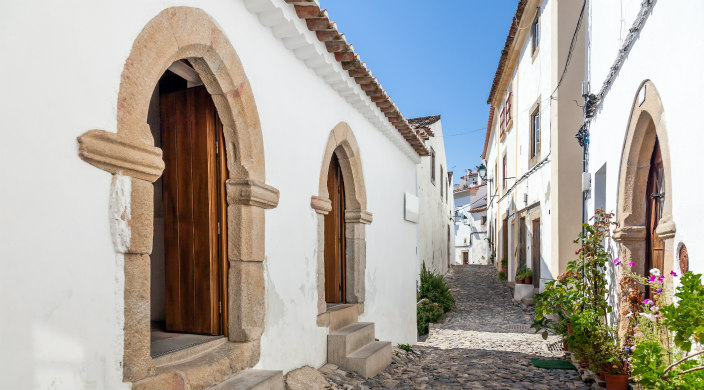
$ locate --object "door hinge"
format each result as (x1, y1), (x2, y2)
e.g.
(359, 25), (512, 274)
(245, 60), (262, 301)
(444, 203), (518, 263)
(218, 222), (221, 235)
(219, 301), (222, 314)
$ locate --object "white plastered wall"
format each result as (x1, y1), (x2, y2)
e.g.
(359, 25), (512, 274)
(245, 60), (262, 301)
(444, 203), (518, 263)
(0, 0), (420, 387)
(586, 0), (704, 277)
(416, 120), (454, 278)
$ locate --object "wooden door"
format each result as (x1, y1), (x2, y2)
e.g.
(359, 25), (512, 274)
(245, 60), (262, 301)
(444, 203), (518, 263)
(502, 218), (508, 264)
(646, 140), (665, 294)
(532, 219), (540, 288)
(519, 217), (526, 268)
(161, 85), (225, 335)
(462, 252), (468, 264)
(324, 154), (346, 303)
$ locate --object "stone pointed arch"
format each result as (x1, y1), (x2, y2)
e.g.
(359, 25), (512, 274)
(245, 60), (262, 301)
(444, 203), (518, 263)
(76, 7), (278, 384)
(311, 122), (371, 317)
(614, 80), (675, 335)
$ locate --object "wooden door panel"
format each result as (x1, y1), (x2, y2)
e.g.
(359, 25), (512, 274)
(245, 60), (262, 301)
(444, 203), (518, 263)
(324, 154), (346, 303)
(162, 90), (187, 332)
(190, 87), (219, 335)
(161, 86), (222, 335)
(532, 219), (540, 288)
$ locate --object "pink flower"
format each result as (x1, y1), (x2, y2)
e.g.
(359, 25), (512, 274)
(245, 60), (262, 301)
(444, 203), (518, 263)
(649, 275), (657, 282)
(657, 288), (663, 293)
(657, 276), (664, 283)
(643, 299), (654, 305)
(628, 261), (635, 267)
(613, 258), (621, 265)
(670, 271), (678, 277)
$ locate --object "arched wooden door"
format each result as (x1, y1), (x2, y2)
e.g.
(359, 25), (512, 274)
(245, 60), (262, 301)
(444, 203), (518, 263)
(161, 85), (227, 335)
(325, 153), (346, 303)
(646, 139), (664, 296)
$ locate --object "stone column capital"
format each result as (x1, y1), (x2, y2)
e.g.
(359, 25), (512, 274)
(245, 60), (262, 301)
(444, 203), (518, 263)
(226, 179), (279, 209)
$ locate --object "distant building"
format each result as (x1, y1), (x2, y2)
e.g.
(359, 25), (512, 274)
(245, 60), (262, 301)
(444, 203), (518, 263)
(454, 180), (488, 265)
(410, 115), (455, 277)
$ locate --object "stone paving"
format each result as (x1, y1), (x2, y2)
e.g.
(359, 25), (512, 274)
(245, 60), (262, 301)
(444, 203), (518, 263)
(320, 264), (591, 390)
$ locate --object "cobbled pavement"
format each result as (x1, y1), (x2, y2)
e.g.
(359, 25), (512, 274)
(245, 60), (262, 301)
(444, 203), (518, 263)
(320, 264), (591, 390)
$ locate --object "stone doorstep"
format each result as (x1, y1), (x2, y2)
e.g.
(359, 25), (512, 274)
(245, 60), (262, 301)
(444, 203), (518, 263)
(132, 341), (260, 390)
(152, 336), (228, 367)
(209, 370), (283, 390)
(316, 304), (359, 331)
(327, 322), (375, 365)
(345, 341), (392, 378)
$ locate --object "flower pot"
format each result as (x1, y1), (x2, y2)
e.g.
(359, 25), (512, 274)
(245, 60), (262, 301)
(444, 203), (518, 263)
(604, 374), (628, 390)
(562, 340), (568, 351)
(567, 322), (574, 335)
(598, 371), (605, 381)
(526, 276), (532, 284)
(502, 266), (508, 273)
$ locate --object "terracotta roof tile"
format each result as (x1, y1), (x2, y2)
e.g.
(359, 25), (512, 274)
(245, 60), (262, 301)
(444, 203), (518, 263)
(289, 1), (430, 156)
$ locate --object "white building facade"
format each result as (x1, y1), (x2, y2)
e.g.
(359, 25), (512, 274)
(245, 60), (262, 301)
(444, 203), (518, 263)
(410, 116), (454, 277)
(454, 179), (489, 265)
(585, 0), (704, 332)
(0, 1), (436, 388)
(482, 0), (584, 290)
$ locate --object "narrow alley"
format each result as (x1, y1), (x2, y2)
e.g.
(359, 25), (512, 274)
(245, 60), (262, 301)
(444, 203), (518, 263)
(322, 265), (590, 389)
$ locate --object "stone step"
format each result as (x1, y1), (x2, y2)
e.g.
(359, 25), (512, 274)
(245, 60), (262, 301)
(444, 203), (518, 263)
(345, 341), (391, 378)
(326, 304), (358, 331)
(132, 341), (261, 390)
(327, 322), (375, 365)
(209, 370), (283, 390)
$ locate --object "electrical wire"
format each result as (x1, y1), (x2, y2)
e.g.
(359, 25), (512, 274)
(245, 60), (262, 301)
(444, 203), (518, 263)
(550, 0), (587, 99)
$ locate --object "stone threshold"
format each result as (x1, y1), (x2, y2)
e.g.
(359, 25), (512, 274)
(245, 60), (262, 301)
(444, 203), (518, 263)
(316, 303), (364, 330)
(132, 340), (260, 390)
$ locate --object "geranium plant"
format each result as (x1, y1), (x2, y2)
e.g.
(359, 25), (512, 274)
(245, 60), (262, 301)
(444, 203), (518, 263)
(624, 267), (704, 389)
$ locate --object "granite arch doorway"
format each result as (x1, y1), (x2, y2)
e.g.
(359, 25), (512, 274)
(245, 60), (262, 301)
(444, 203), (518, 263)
(614, 80), (675, 336)
(311, 123), (372, 320)
(77, 7), (279, 383)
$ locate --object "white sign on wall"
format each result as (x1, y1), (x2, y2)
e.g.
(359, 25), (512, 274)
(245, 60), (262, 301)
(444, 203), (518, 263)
(404, 192), (419, 223)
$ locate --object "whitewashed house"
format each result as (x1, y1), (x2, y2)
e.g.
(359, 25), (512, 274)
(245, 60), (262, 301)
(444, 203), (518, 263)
(453, 172), (489, 265)
(482, 0), (584, 290)
(0, 1), (437, 389)
(584, 0), (704, 334)
(409, 115), (454, 277)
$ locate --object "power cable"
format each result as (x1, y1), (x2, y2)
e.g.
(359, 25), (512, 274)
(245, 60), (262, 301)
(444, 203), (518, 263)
(551, 0), (587, 99)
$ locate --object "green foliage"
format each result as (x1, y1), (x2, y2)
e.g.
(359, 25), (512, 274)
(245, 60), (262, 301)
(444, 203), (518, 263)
(498, 270), (507, 280)
(417, 300), (442, 335)
(416, 264), (455, 336)
(515, 266), (533, 280)
(568, 310), (624, 374)
(418, 263), (455, 312)
(626, 271), (704, 389)
(532, 210), (622, 373)
(501, 257), (508, 266)
(662, 272), (704, 353)
(397, 343), (412, 352)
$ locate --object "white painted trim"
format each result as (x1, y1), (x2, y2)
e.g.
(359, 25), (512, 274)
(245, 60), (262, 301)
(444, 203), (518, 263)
(244, 0), (421, 164)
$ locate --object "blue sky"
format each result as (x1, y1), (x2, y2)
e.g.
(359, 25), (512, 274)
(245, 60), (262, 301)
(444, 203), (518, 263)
(321, 1), (518, 183)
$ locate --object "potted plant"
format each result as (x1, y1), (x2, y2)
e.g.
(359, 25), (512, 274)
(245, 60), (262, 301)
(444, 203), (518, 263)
(501, 257), (508, 273)
(524, 268), (533, 284)
(603, 360), (628, 390)
(515, 266), (527, 283)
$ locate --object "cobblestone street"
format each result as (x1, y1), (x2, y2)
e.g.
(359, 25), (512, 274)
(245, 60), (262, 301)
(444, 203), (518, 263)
(321, 265), (591, 389)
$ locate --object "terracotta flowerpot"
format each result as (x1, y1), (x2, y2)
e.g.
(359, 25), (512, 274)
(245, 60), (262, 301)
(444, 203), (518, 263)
(605, 373), (628, 390)
(502, 266), (508, 273)
(567, 323), (574, 335)
(526, 277), (532, 284)
(598, 371), (605, 381)
(562, 341), (568, 351)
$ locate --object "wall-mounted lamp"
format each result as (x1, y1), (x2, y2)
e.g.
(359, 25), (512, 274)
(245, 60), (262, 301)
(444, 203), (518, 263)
(477, 163), (493, 182)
